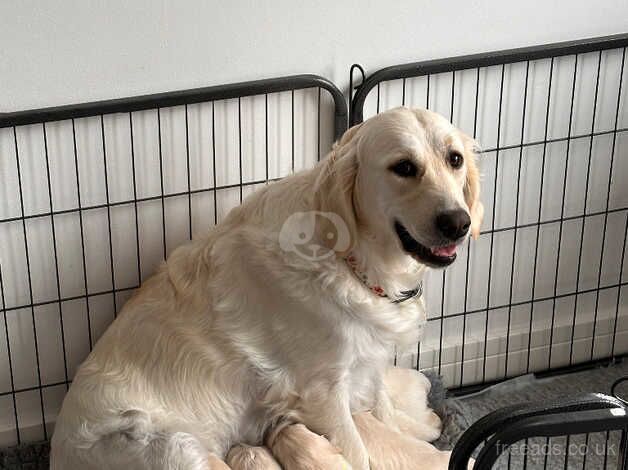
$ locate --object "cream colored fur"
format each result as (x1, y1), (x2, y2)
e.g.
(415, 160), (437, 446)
(50, 107), (482, 469)
(226, 444), (282, 469)
(226, 367), (455, 470)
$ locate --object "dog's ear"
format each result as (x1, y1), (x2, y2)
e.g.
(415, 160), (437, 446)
(166, 243), (210, 295)
(463, 137), (484, 240)
(312, 123), (363, 255)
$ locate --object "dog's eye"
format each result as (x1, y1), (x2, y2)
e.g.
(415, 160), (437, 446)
(448, 151), (464, 169)
(389, 159), (417, 178)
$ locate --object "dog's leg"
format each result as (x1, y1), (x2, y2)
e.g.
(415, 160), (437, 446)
(371, 384), (398, 428)
(267, 423), (350, 470)
(226, 444), (281, 470)
(68, 431), (230, 470)
(284, 389), (369, 470)
(379, 367), (442, 442)
(372, 381), (440, 443)
(51, 409), (229, 470)
(383, 367), (433, 419)
(306, 408), (369, 469)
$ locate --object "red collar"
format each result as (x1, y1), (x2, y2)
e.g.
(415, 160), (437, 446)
(345, 253), (422, 303)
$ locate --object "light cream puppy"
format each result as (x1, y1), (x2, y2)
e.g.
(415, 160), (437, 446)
(50, 107), (482, 470)
(382, 367), (443, 442)
(268, 423), (351, 469)
(263, 367), (446, 470)
(226, 444), (282, 469)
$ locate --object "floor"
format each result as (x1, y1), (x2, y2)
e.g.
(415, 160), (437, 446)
(432, 359), (628, 469)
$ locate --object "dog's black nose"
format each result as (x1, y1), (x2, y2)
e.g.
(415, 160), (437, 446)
(436, 210), (471, 240)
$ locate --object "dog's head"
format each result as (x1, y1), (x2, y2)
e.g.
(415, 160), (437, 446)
(314, 107), (483, 269)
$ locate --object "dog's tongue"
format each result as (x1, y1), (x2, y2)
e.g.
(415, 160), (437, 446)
(431, 244), (457, 257)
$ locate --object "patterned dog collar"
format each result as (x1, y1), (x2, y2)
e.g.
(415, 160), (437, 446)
(345, 254), (423, 303)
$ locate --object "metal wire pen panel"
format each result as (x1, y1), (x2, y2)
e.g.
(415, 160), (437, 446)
(449, 393), (628, 470)
(0, 75), (347, 446)
(350, 34), (628, 390)
(482, 432), (628, 470)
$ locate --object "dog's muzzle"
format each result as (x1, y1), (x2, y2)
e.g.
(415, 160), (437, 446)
(394, 221), (458, 268)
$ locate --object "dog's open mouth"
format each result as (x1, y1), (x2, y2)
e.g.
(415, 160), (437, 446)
(394, 221), (457, 268)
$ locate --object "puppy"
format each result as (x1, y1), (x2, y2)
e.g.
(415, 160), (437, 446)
(227, 368), (452, 470)
(226, 444), (282, 469)
(50, 107), (482, 469)
(259, 367), (445, 470)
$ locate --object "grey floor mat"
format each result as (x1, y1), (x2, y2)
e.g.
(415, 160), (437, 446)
(0, 441), (49, 470)
(431, 360), (628, 469)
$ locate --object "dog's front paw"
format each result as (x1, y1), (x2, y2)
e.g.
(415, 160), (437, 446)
(414, 409), (442, 442)
(392, 408), (442, 443)
(384, 367), (432, 417)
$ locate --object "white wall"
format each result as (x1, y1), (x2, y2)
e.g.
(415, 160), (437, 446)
(2, 0), (628, 111)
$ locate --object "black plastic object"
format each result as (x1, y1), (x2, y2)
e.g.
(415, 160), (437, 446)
(450, 393), (628, 469)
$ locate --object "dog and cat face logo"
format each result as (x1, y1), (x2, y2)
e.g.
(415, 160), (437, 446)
(279, 211), (350, 261)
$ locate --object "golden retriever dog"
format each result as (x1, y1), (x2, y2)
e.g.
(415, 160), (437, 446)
(50, 107), (482, 469)
(231, 367), (458, 470)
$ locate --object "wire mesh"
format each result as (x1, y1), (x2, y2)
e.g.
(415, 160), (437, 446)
(492, 432), (626, 470)
(0, 76), (346, 446)
(449, 391), (628, 469)
(351, 36), (628, 392)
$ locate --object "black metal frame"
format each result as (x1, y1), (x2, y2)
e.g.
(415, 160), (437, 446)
(350, 33), (628, 125)
(1, 74), (348, 139)
(450, 393), (628, 469)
